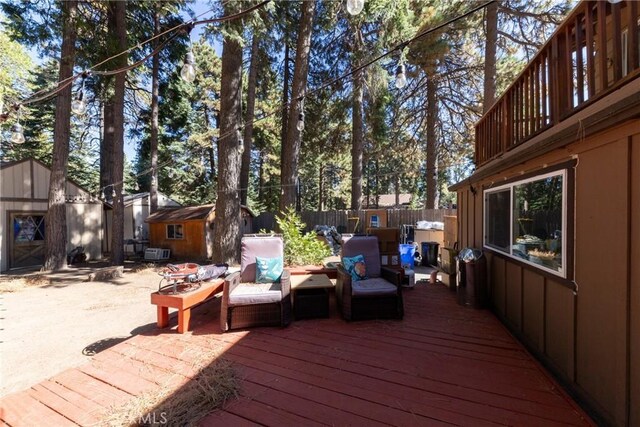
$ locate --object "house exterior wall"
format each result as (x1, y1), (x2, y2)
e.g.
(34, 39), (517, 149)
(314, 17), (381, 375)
(0, 159), (103, 271)
(455, 120), (640, 425)
(148, 220), (207, 260)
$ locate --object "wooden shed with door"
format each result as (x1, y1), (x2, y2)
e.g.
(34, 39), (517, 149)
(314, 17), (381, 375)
(450, 2), (640, 425)
(0, 158), (104, 271)
(146, 204), (254, 260)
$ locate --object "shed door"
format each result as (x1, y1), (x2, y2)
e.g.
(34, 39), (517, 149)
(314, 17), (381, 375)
(10, 213), (46, 269)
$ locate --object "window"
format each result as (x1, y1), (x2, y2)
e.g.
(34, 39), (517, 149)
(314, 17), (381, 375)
(484, 170), (566, 277)
(166, 224), (184, 239)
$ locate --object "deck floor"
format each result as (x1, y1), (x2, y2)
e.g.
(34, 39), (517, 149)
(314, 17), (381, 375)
(0, 282), (593, 426)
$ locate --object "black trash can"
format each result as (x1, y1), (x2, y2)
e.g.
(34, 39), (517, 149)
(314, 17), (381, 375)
(457, 248), (487, 309)
(421, 241), (439, 267)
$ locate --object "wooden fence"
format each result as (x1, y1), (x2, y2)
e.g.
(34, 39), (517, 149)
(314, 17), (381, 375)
(253, 209), (457, 233)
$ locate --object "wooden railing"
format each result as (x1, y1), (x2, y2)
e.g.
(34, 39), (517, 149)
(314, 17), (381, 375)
(475, 1), (640, 166)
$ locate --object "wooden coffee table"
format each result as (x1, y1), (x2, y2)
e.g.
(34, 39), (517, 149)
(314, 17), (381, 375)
(150, 278), (224, 333)
(290, 274), (335, 320)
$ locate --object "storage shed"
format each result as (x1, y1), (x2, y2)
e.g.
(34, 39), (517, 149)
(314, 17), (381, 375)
(123, 192), (180, 240)
(146, 204), (254, 260)
(0, 158), (104, 271)
(450, 3), (640, 425)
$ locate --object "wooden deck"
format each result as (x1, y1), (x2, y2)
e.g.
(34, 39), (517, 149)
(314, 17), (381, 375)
(0, 283), (594, 426)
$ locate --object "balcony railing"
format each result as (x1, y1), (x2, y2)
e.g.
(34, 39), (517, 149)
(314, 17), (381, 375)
(475, 0), (640, 166)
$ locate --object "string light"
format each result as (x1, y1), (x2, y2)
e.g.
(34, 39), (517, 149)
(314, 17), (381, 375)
(10, 105), (25, 144)
(180, 50), (196, 83)
(296, 112), (305, 132)
(395, 62), (407, 89)
(346, 0), (365, 16)
(237, 127), (244, 153)
(71, 73), (88, 115)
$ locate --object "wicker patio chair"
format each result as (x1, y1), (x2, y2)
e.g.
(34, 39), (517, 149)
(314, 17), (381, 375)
(220, 235), (292, 332)
(337, 235), (404, 321)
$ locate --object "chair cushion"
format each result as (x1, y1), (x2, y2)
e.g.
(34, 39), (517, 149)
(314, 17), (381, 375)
(241, 236), (284, 283)
(228, 282), (283, 306)
(351, 277), (397, 297)
(342, 236), (381, 278)
(342, 254), (368, 282)
(256, 256), (283, 283)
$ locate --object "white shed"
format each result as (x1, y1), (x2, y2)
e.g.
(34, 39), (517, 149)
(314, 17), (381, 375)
(0, 158), (104, 272)
(123, 192), (180, 240)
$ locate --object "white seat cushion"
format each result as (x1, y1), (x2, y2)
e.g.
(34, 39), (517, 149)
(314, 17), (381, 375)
(229, 282), (282, 305)
(351, 278), (397, 297)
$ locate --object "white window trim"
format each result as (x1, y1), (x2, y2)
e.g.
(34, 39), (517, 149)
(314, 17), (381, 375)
(483, 169), (567, 278)
(166, 224), (184, 240)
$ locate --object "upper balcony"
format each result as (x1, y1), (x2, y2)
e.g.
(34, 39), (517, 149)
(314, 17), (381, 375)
(475, 0), (640, 167)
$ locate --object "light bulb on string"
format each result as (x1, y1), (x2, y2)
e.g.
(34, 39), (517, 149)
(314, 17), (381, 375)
(346, 0), (365, 16)
(181, 50), (196, 83)
(71, 74), (88, 115)
(237, 127), (244, 154)
(395, 63), (407, 89)
(10, 123), (25, 144)
(296, 112), (305, 132)
(111, 188), (116, 199)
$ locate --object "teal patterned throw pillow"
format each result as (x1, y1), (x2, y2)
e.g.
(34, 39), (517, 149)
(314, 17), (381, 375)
(255, 256), (283, 283)
(342, 254), (367, 282)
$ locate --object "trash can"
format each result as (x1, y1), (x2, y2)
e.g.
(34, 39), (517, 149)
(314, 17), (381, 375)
(421, 242), (439, 267)
(399, 244), (415, 269)
(456, 256), (467, 306)
(457, 248), (487, 309)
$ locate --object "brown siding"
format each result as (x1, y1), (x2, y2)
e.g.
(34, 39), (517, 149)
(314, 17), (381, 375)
(575, 139), (628, 425)
(473, 190), (483, 248)
(545, 279), (575, 380)
(631, 132), (640, 427)
(492, 256), (506, 317)
(149, 221), (207, 260)
(522, 269), (544, 349)
(505, 263), (522, 329)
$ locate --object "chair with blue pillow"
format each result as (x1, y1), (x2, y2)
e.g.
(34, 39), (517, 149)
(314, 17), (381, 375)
(220, 235), (291, 331)
(337, 235), (404, 321)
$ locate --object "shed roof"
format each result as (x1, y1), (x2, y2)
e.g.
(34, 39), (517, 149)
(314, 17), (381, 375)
(146, 204), (255, 223)
(365, 193), (412, 207)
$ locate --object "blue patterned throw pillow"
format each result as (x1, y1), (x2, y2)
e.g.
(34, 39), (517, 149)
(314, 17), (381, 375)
(342, 254), (367, 282)
(255, 256), (283, 283)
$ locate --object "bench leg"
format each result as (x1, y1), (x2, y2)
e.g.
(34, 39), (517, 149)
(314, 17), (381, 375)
(157, 306), (169, 328)
(178, 308), (191, 334)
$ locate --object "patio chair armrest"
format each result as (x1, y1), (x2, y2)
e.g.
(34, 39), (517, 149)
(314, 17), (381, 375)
(337, 265), (353, 320)
(280, 270), (291, 297)
(220, 272), (240, 332)
(381, 267), (402, 287)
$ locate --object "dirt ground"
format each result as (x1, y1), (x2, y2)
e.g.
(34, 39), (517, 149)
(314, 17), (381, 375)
(0, 263), (178, 397)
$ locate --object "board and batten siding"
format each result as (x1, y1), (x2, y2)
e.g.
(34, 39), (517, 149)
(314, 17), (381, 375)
(0, 159), (103, 271)
(456, 120), (640, 426)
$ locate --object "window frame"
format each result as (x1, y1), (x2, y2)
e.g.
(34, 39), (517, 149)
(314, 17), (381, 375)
(483, 169), (568, 279)
(166, 223), (184, 240)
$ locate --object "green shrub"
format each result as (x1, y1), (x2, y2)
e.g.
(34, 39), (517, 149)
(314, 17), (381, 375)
(276, 208), (331, 266)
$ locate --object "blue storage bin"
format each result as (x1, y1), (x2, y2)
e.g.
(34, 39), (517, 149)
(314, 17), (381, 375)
(399, 244), (415, 269)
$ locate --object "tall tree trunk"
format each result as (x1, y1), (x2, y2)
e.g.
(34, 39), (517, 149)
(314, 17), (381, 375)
(425, 76), (438, 209)
(258, 149), (265, 202)
(100, 99), (114, 199)
(150, 9), (160, 213)
(365, 160), (370, 208)
(318, 164), (323, 211)
(350, 27), (364, 210)
(395, 174), (400, 208)
(43, 0), (77, 271)
(203, 104), (216, 184)
(280, 13), (290, 161)
(110, 0), (127, 266)
(483, 1), (498, 114)
(240, 34), (260, 205)
(279, 0), (316, 213)
(212, 3), (243, 264)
